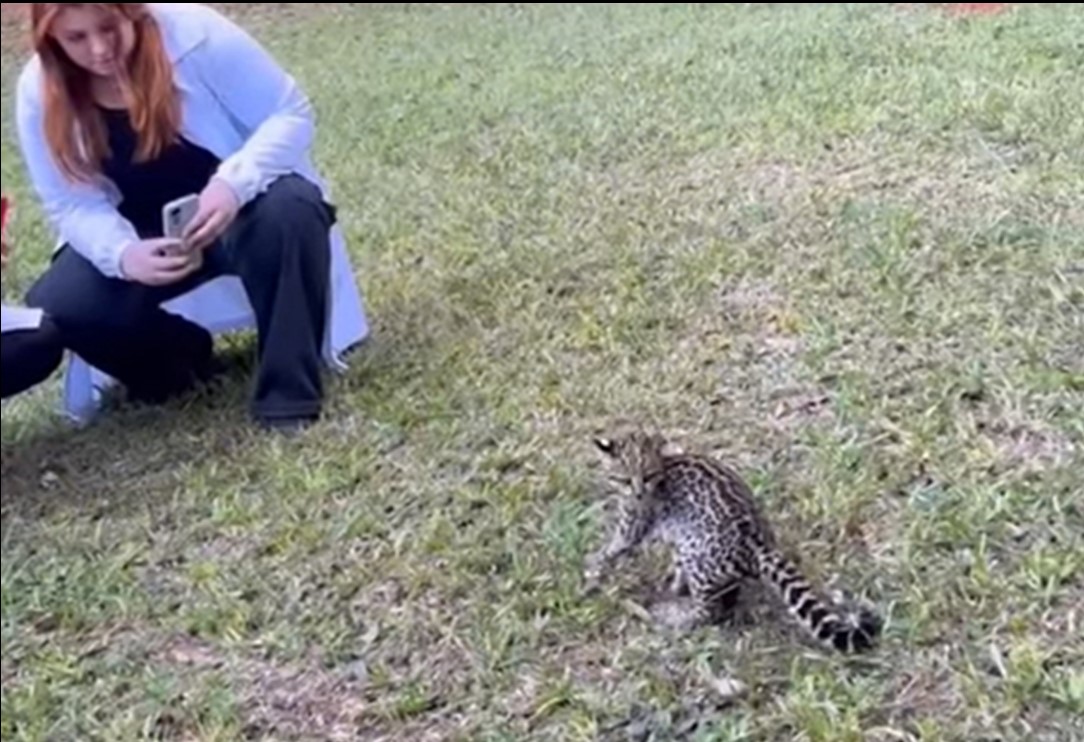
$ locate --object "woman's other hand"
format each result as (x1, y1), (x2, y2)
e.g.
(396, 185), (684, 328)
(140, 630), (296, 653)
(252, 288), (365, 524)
(183, 179), (240, 251)
(120, 238), (201, 286)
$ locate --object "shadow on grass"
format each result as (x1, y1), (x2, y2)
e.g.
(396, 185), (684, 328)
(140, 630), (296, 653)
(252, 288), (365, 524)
(1, 342), (260, 519)
(0, 285), (466, 523)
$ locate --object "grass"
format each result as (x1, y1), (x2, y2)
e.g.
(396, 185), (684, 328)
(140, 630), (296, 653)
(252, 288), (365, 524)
(2, 3), (1082, 740)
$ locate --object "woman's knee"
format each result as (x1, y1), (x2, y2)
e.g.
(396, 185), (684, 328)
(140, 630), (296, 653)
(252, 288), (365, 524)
(25, 247), (142, 331)
(0, 316), (65, 398)
(26, 247), (100, 321)
(244, 175), (336, 237)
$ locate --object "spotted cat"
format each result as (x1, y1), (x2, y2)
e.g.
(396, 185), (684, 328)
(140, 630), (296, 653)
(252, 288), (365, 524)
(583, 429), (881, 653)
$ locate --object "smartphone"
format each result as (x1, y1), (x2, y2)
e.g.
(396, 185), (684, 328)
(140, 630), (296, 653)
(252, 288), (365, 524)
(161, 194), (200, 252)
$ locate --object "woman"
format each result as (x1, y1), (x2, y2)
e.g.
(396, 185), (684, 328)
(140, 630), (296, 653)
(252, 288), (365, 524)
(16, 3), (354, 431)
(2, 217), (65, 401)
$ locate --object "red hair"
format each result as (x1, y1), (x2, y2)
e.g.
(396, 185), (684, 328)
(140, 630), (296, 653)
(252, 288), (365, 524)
(29, 3), (181, 182)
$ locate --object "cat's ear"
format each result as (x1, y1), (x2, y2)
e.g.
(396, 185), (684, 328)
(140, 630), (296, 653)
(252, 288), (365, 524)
(593, 437), (615, 456)
(659, 440), (684, 457)
(645, 432), (682, 457)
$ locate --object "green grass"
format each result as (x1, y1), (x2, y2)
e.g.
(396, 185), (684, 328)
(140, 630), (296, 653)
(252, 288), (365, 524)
(2, 3), (1082, 740)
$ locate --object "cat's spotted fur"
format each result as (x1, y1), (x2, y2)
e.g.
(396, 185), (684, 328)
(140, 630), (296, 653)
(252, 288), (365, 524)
(584, 429), (880, 653)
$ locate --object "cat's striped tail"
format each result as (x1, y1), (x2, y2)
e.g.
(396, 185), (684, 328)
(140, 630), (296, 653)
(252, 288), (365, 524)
(756, 547), (881, 653)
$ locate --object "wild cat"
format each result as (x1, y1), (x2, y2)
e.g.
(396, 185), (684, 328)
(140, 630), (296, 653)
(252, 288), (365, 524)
(584, 429), (881, 652)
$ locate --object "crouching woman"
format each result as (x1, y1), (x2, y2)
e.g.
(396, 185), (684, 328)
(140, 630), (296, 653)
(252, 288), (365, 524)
(16, 3), (350, 431)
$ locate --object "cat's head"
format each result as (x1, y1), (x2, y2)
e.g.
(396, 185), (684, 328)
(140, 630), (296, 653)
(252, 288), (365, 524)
(592, 427), (683, 499)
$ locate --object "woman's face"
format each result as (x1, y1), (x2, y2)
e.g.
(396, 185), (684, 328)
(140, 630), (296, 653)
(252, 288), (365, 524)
(49, 5), (136, 79)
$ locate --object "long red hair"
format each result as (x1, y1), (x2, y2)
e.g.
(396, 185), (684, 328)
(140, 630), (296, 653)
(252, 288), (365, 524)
(29, 3), (180, 182)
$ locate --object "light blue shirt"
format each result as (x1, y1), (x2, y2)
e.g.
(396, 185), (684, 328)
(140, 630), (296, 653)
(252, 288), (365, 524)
(16, 3), (331, 279)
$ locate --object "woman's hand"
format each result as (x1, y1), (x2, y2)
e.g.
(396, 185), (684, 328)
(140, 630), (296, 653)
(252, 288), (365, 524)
(183, 179), (240, 251)
(120, 238), (201, 286)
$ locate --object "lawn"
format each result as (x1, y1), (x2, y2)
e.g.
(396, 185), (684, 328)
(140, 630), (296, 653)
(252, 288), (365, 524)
(2, 3), (1082, 740)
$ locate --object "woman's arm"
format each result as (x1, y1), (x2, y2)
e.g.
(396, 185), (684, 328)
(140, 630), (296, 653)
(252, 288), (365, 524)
(15, 63), (140, 280)
(191, 5), (316, 208)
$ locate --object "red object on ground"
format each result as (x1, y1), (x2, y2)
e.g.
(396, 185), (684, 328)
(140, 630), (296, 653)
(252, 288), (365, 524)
(944, 3), (1010, 15)
(1, 196), (9, 265)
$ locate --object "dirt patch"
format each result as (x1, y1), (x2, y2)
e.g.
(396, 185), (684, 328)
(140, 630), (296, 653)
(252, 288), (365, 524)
(963, 392), (1078, 474)
(591, 133), (1054, 260)
(769, 390), (834, 428)
(718, 278), (784, 316)
(712, 278), (827, 434)
(156, 633), (367, 740)
(943, 3), (1012, 17)
(623, 270), (840, 479)
(885, 657), (968, 731)
(8, 621), (370, 739)
(135, 534), (260, 604)
(0, 657), (14, 692)
(982, 421), (1076, 473)
(0, 3), (24, 23)
(1, 3), (26, 55)
(110, 629), (368, 741)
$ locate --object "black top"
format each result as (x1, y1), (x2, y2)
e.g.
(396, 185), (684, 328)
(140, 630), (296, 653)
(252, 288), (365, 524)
(97, 106), (221, 238)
